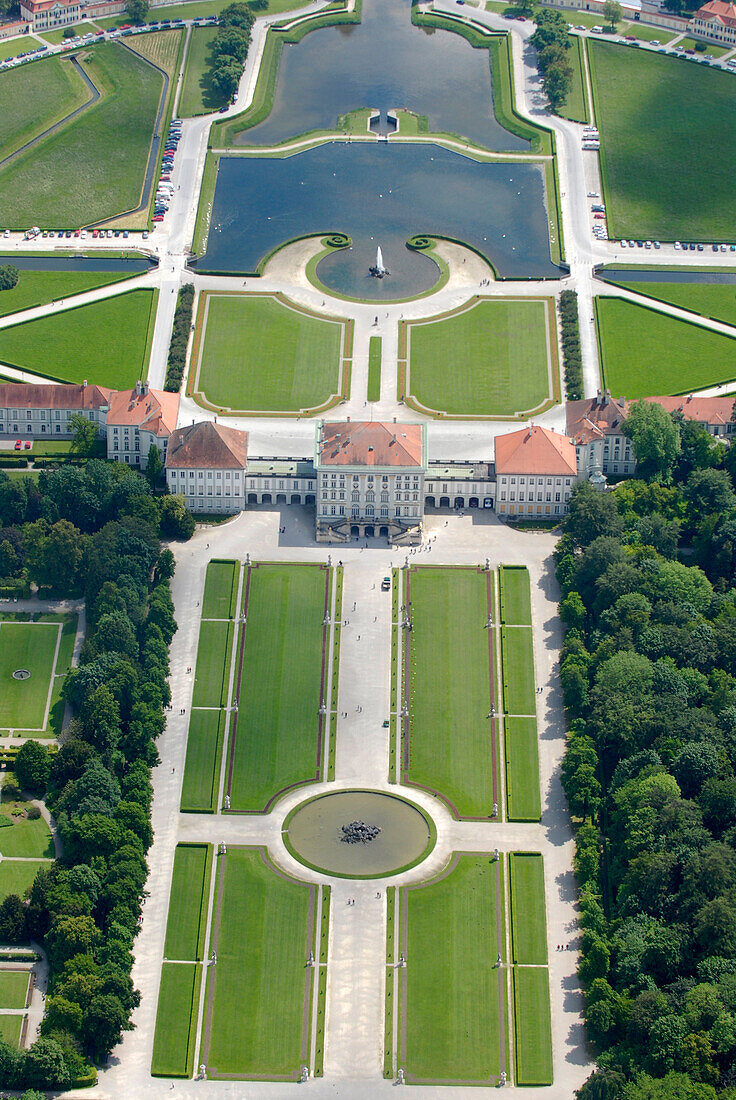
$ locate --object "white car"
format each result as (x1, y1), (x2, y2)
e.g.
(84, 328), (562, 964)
(620, 240), (627, 247)
(674, 241), (681, 250)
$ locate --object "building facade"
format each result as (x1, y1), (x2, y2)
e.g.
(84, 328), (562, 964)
(567, 391), (635, 479)
(106, 382), (179, 469)
(690, 0), (736, 44)
(424, 462), (495, 509)
(315, 421), (427, 544)
(19, 0), (123, 29)
(165, 421), (247, 513)
(495, 425), (578, 518)
(0, 381), (111, 438)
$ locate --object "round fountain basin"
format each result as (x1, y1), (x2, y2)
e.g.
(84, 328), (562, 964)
(282, 789), (436, 878)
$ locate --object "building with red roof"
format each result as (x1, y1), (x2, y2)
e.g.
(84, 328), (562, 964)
(0, 381), (111, 440)
(495, 425), (578, 519)
(106, 381), (179, 469)
(690, 0), (736, 44)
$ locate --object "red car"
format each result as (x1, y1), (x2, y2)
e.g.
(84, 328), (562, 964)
(594, 213), (606, 220)
(24, 441), (31, 449)
(152, 215), (165, 222)
(14, 440), (21, 450)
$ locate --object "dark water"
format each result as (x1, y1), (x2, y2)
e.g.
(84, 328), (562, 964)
(601, 267), (736, 285)
(197, 143), (561, 292)
(238, 0), (527, 150)
(0, 255), (157, 273)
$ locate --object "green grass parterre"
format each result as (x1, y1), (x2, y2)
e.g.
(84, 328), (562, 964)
(512, 967), (553, 1085)
(201, 558), (239, 619)
(509, 852), (547, 964)
(500, 626), (536, 715)
(0, 621), (59, 729)
(164, 843), (212, 961)
(606, 276), (736, 328)
(151, 962), (202, 1077)
(499, 565), (531, 625)
(181, 709), (227, 814)
(191, 619), (234, 709)
(504, 717), (541, 822)
(0, 859), (51, 903)
(0, 970), (29, 1009)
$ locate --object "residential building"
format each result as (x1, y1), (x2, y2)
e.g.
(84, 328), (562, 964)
(0, 381), (111, 438)
(567, 391), (635, 478)
(315, 421), (427, 544)
(690, 0), (736, 45)
(165, 421), (247, 513)
(106, 381), (179, 469)
(643, 394), (736, 437)
(495, 425), (578, 518)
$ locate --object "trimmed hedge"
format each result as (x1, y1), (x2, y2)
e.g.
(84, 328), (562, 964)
(0, 456), (28, 468)
(164, 284), (195, 393)
(559, 289), (583, 400)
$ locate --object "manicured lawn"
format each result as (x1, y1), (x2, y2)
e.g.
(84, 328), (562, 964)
(0, 814), (53, 858)
(202, 559), (238, 619)
(407, 299), (550, 417)
(513, 967), (553, 1085)
(588, 41), (736, 239)
(407, 568), (495, 818)
(151, 962), (201, 1077)
(0, 289), (158, 388)
(500, 627), (536, 715)
(0, 1014), (22, 1047)
(229, 564), (326, 811)
(509, 853), (547, 964)
(191, 619), (234, 709)
(595, 296), (736, 396)
(164, 844), (211, 960)
(0, 43), (164, 226)
(196, 294), (344, 413)
(0, 54), (90, 162)
(0, 859), (49, 902)
(505, 717), (541, 822)
(677, 36), (729, 56)
(621, 23), (676, 44)
(203, 847), (314, 1077)
(499, 565), (531, 625)
(0, 37), (48, 60)
(607, 277), (736, 327)
(39, 22), (99, 43)
(0, 621), (58, 728)
(179, 25), (223, 115)
(0, 267), (136, 318)
(557, 35), (588, 124)
(402, 854), (505, 1082)
(181, 709), (227, 813)
(367, 334), (381, 402)
(0, 970), (29, 1009)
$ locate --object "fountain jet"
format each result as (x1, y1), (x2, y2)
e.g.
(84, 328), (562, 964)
(369, 246), (390, 278)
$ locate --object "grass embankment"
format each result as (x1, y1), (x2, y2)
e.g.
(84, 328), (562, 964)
(0, 289), (158, 388)
(556, 35), (588, 124)
(595, 296), (736, 396)
(202, 847), (315, 1077)
(0, 268), (137, 318)
(400, 854), (506, 1083)
(0, 55), (91, 162)
(407, 299), (551, 417)
(603, 276), (736, 328)
(179, 25), (222, 115)
(367, 335), (381, 402)
(195, 293), (345, 412)
(228, 563), (326, 811)
(588, 41), (736, 240)
(0, 42), (163, 227)
(407, 568), (495, 817)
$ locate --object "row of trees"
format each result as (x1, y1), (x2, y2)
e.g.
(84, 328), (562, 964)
(164, 284), (195, 393)
(0, 465), (187, 1088)
(530, 10), (574, 109)
(560, 403), (736, 1098)
(206, 3), (256, 103)
(559, 289), (583, 400)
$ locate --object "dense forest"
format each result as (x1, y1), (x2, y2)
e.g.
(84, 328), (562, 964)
(0, 461), (193, 1090)
(560, 404), (736, 1099)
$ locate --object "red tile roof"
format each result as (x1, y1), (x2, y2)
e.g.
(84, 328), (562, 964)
(166, 421), (247, 470)
(106, 385), (179, 437)
(495, 425), (577, 476)
(566, 392), (628, 444)
(695, 0), (736, 25)
(319, 422), (423, 467)
(644, 394), (736, 426)
(0, 381), (111, 411)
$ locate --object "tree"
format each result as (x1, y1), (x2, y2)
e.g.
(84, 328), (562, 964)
(564, 480), (624, 548)
(621, 1072), (717, 1100)
(576, 1068), (626, 1100)
(0, 265), (18, 292)
(145, 442), (163, 488)
(560, 590), (586, 631)
(603, 0), (623, 27)
(159, 494), (195, 540)
(15, 740), (51, 796)
(94, 611), (138, 661)
(24, 1036), (71, 1089)
(685, 467), (736, 531)
(624, 400), (681, 481)
(23, 519), (86, 592)
(125, 0), (149, 22)
(210, 59), (242, 100)
(0, 895), (27, 942)
(82, 993), (131, 1059)
(218, 1), (255, 29)
(68, 414), (98, 457)
(543, 61), (573, 109)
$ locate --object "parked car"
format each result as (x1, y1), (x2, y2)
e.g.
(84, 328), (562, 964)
(14, 440), (21, 450)
(594, 213), (605, 220)
(24, 441), (30, 450)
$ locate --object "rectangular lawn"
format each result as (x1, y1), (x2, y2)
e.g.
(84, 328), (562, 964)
(499, 565), (531, 625)
(407, 567), (495, 817)
(505, 717), (541, 822)
(201, 559), (238, 619)
(0, 814), (53, 859)
(191, 619), (234, 709)
(0, 859), (50, 903)
(151, 962), (201, 1077)
(228, 564), (326, 812)
(0, 970), (29, 1009)
(605, 276), (736, 329)
(501, 627), (536, 715)
(181, 710), (227, 814)
(0, 1015), (22, 1047)
(196, 294), (345, 413)
(179, 25), (223, 116)
(402, 853), (505, 1082)
(595, 296), (736, 396)
(202, 847), (314, 1077)
(0, 621), (58, 729)
(407, 299), (551, 417)
(513, 967), (553, 1085)
(164, 844), (211, 961)
(0, 54), (90, 162)
(509, 853), (547, 964)
(588, 41), (736, 239)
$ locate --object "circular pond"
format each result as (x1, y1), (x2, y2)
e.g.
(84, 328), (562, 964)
(282, 789), (436, 878)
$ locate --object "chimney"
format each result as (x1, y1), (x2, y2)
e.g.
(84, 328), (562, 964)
(601, 390), (610, 406)
(82, 379), (87, 388)
(142, 380), (149, 397)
